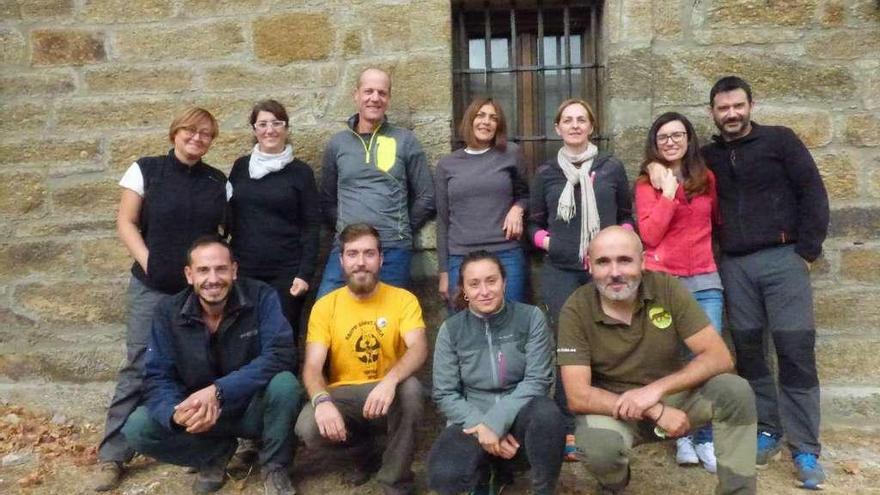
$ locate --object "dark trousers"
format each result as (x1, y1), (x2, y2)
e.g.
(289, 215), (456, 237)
(252, 272), (306, 346)
(540, 262), (591, 435)
(121, 372), (303, 469)
(720, 245), (821, 455)
(98, 276), (167, 463)
(427, 396), (566, 495)
(294, 377), (424, 492)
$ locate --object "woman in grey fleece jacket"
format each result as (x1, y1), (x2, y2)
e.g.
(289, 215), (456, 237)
(427, 251), (565, 495)
(435, 98), (529, 309)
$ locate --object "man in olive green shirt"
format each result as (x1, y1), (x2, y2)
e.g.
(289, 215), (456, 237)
(557, 226), (756, 495)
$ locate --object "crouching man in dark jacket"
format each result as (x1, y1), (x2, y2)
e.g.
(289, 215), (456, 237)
(122, 235), (302, 495)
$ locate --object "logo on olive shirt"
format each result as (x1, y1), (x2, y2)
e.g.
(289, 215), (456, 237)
(648, 305), (672, 329)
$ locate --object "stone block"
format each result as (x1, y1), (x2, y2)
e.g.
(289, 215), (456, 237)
(181, 0), (263, 15)
(367, 2), (451, 52)
(30, 30), (106, 66)
(107, 134), (170, 171)
(200, 132), (252, 172)
(620, 0), (653, 43)
(819, 0), (846, 26)
(203, 63), (339, 91)
(610, 126), (649, 177)
(0, 139), (99, 168)
(56, 98), (181, 132)
(0, 241), (79, 278)
(693, 28), (804, 46)
(81, 0), (172, 23)
(753, 107), (832, 148)
(686, 50), (856, 101)
(0, 173), (45, 215)
(17, 0), (73, 18)
(393, 55), (453, 116)
(81, 237), (131, 277)
(705, 0), (816, 27)
(0, 103), (50, 135)
(343, 31), (362, 57)
(607, 48), (654, 99)
(653, 1), (681, 38)
(840, 246), (880, 283)
(822, 386), (880, 427)
(814, 287), (880, 332)
(858, 65), (880, 110)
(817, 339), (880, 385)
(0, 72), (76, 98)
(15, 281), (126, 324)
(114, 21), (244, 62)
(12, 218), (115, 238)
(852, 0), (880, 24)
(0, 27), (26, 64)
(51, 179), (118, 216)
(0, 346), (121, 382)
(830, 207), (880, 239)
(815, 152), (858, 201)
(845, 113), (880, 146)
(290, 125), (338, 167)
(84, 66), (193, 93)
(806, 30), (880, 60)
(253, 13), (332, 65)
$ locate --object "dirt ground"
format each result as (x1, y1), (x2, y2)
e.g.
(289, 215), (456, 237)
(1, 405), (878, 495)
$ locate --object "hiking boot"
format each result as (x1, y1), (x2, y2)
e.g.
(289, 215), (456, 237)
(675, 437), (699, 466)
(756, 431), (783, 468)
(227, 438), (260, 472)
(192, 458), (229, 493)
(93, 461), (123, 492)
(792, 452), (826, 490)
(694, 441), (718, 474)
(598, 465), (630, 495)
(263, 466), (296, 495)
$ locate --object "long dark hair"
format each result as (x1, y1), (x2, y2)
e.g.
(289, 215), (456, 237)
(453, 250), (506, 311)
(638, 112), (709, 197)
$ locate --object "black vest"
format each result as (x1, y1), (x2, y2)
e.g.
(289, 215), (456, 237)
(131, 150), (226, 293)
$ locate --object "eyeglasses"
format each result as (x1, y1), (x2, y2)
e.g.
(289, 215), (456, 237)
(656, 131), (687, 144)
(253, 120), (287, 131)
(180, 127), (214, 140)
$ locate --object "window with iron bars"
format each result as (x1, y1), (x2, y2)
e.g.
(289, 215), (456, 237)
(451, 0), (605, 172)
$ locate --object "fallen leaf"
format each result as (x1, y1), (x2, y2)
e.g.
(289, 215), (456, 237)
(841, 460), (861, 475)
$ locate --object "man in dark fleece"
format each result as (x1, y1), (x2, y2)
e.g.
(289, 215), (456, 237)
(649, 75), (830, 490)
(121, 236), (302, 495)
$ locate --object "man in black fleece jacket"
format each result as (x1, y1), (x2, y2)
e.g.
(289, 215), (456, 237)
(699, 76), (829, 490)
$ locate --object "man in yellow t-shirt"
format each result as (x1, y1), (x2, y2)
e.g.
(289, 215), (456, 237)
(295, 223), (427, 495)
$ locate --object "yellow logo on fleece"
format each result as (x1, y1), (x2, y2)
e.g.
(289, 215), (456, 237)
(375, 135), (397, 172)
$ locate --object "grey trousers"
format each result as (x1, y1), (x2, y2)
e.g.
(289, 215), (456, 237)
(98, 276), (167, 463)
(720, 245), (821, 455)
(294, 376), (424, 492)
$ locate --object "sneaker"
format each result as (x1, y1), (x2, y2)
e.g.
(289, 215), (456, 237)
(263, 467), (296, 495)
(756, 431), (783, 468)
(676, 437), (699, 466)
(228, 438), (259, 472)
(694, 441), (718, 474)
(792, 452), (826, 490)
(564, 434), (580, 462)
(93, 461), (123, 492)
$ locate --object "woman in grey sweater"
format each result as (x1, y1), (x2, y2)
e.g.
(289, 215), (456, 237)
(435, 98), (529, 309)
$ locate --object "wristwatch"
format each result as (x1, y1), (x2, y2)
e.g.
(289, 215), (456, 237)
(214, 383), (224, 406)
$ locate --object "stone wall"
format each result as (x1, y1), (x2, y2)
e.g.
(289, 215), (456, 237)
(602, 0), (880, 428)
(0, 0), (878, 429)
(0, 0), (452, 417)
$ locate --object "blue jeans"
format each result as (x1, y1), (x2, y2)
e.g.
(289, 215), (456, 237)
(689, 287), (724, 444)
(317, 246), (412, 299)
(447, 247), (527, 309)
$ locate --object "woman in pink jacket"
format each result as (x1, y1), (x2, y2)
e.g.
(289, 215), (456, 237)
(635, 112), (722, 474)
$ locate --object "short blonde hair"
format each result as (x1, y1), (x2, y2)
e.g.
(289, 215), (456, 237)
(168, 107), (219, 142)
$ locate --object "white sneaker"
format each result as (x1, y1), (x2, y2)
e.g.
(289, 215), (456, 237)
(694, 441), (718, 474)
(676, 437), (699, 465)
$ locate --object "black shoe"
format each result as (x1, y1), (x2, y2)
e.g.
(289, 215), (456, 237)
(263, 467), (296, 495)
(192, 453), (231, 494)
